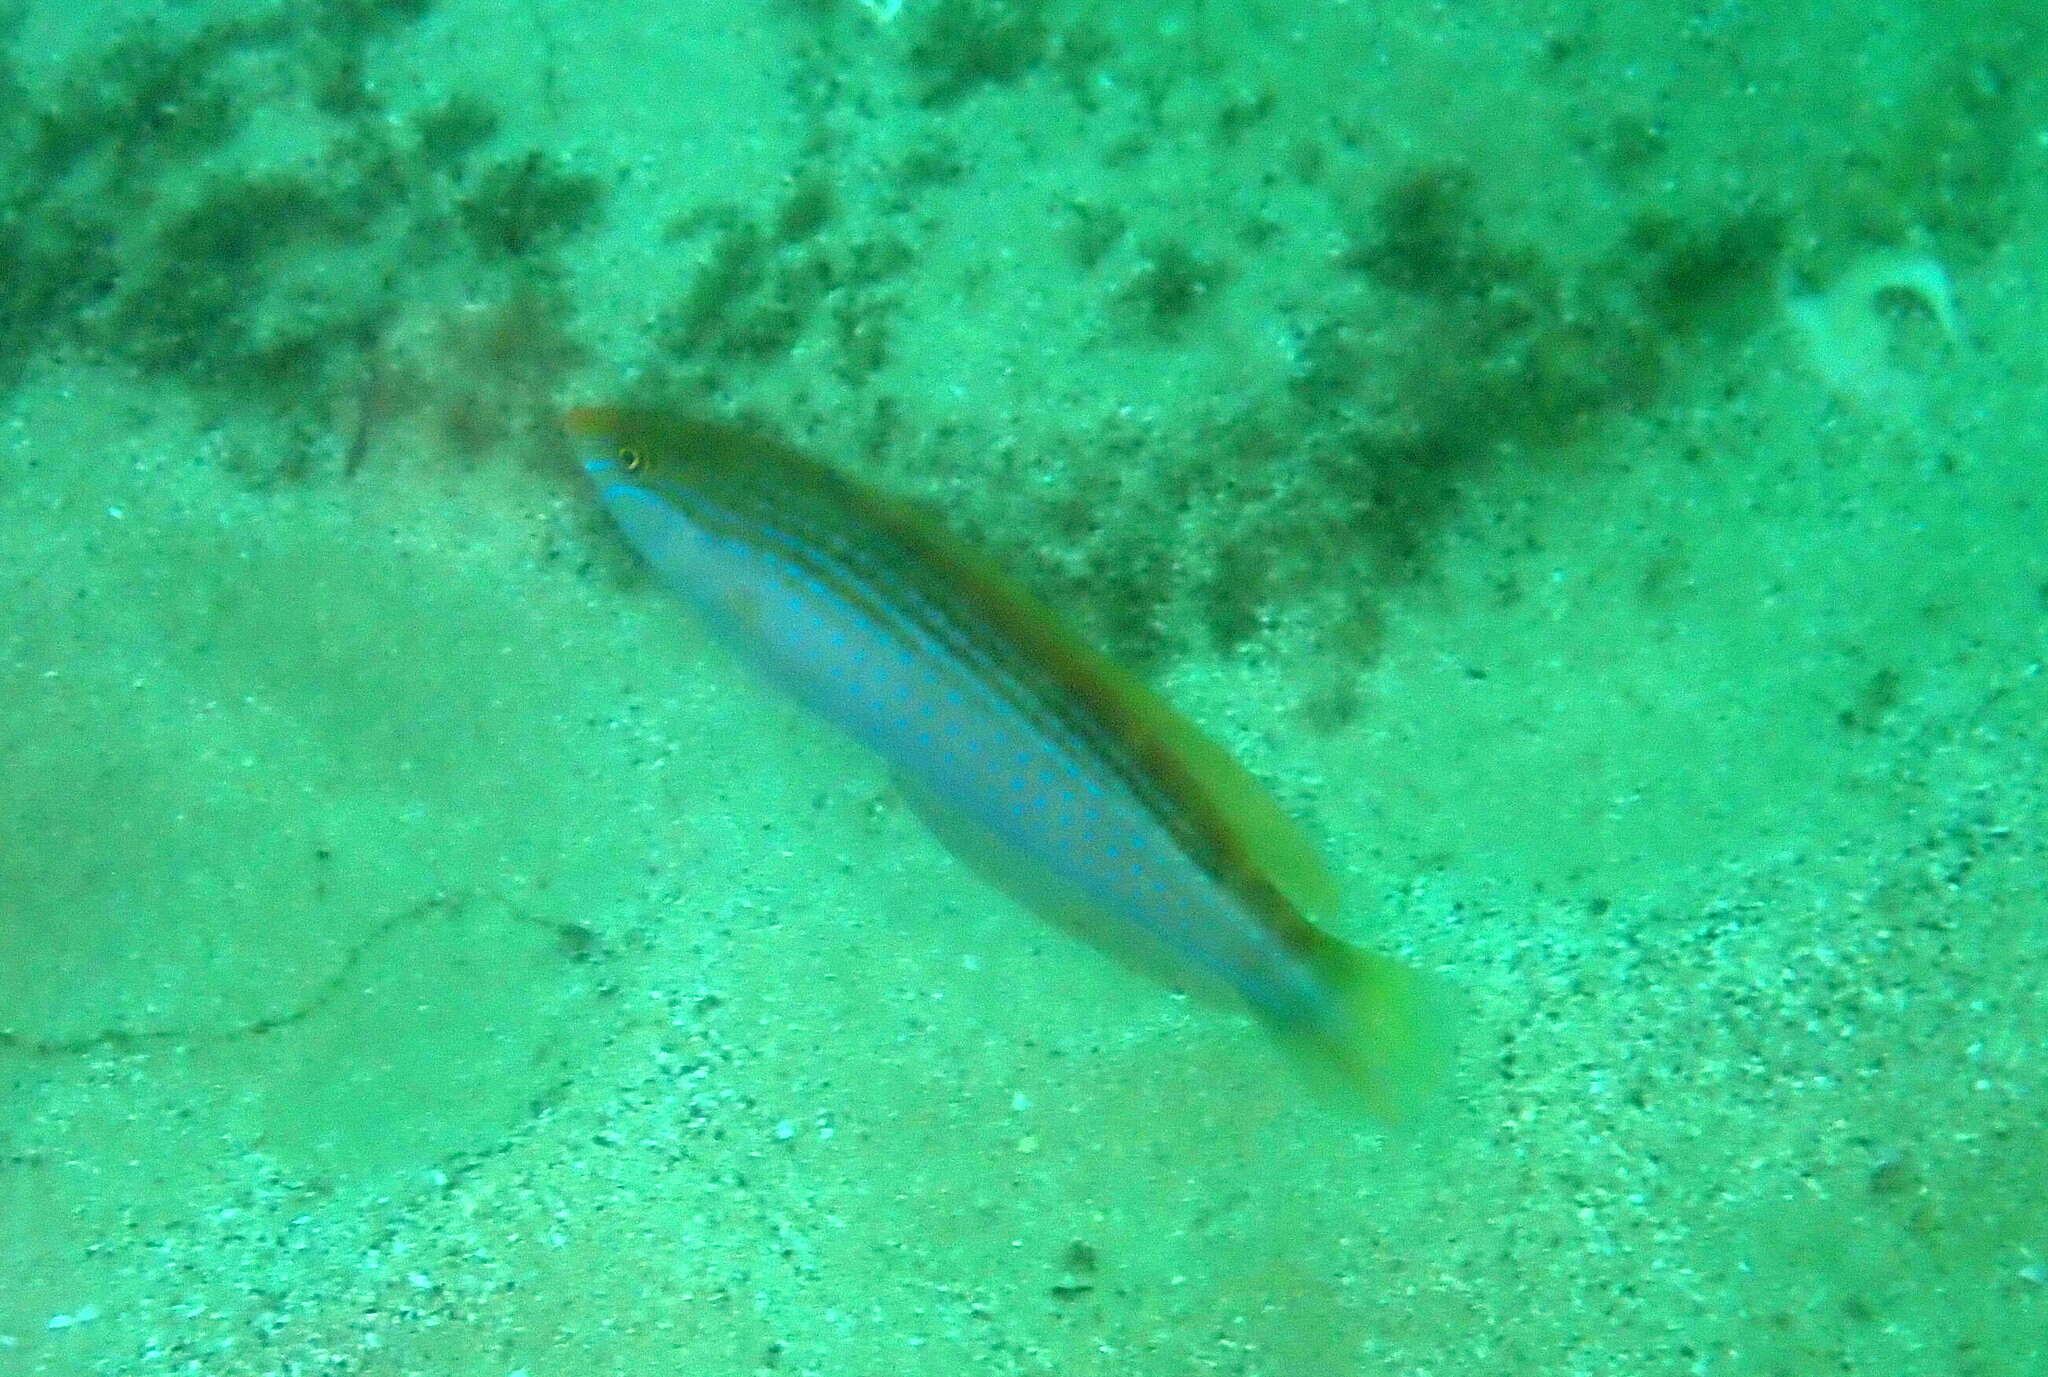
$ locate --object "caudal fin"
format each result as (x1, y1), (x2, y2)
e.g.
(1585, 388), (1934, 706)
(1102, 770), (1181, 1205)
(1270, 935), (1457, 1126)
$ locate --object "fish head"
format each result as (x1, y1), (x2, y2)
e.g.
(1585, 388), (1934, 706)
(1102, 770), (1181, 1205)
(563, 406), (648, 482)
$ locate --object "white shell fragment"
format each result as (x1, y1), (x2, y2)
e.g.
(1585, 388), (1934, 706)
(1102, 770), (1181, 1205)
(1786, 248), (1963, 418)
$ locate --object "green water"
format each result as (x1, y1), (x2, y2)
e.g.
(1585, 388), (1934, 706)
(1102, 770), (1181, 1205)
(3, 1), (2043, 1372)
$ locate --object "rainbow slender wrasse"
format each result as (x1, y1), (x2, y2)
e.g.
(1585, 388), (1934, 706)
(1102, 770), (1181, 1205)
(567, 407), (1449, 1121)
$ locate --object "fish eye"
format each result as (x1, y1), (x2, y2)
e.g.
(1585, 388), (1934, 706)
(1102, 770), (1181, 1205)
(620, 447), (645, 472)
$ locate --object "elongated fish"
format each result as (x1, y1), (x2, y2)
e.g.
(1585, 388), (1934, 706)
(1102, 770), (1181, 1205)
(567, 407), (1449, 1121)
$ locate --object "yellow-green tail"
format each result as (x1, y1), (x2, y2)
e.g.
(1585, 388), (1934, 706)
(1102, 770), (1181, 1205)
(1272, 934), (1458, 1126)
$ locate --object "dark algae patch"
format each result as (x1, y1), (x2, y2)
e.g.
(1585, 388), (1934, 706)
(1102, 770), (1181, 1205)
(458, 152), (609, 263)
(104, 173), (372, 388)
(903, 0), (1051, 107)
(0, 1), (604, 483)
(660, 186), (916, 389)
(899, 17), (2042, 726)
(1116, 237), (1228, 341)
